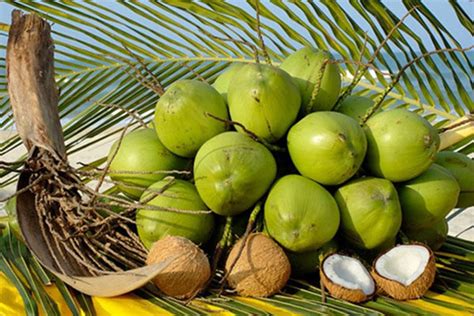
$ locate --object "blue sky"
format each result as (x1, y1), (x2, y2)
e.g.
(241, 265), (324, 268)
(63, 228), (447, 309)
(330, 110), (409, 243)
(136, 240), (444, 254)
(0, 1), (472, 52)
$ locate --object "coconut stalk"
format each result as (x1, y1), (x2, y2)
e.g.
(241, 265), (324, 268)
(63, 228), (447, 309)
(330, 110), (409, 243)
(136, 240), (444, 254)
(6, 10), (173, 297)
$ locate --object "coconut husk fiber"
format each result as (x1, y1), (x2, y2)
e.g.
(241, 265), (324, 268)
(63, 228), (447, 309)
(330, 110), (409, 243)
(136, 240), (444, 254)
(6, 10), (173, 297)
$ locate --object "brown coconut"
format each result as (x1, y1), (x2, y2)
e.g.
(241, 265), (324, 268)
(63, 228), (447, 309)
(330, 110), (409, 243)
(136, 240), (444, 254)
(320, 253), (375, 303)
(225, 233), (291, 297)
(146, 236), (211, 299)
(371, 244), (436, 300)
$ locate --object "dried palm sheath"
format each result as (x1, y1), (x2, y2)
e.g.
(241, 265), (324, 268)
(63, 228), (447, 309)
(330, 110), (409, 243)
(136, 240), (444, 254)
(6, 10), (173, 297)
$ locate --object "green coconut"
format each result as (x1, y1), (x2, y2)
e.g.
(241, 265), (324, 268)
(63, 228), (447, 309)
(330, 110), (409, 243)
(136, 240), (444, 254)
(280, 47), (341, 113)
(107, 128), (188, 199)
(154, 80), (228, 157)
(334, 177), (402, 250)
(435, 151), (474, 207)
(364, 109), (440, 182)
(398, 164), (460, 230)
(286, 240), (338, 276)
(264, 175), (340, 252)
(227, 63), (301, 143)
(404, 219), (448, 251)
(136, 179), (214, 249)
(337, 95), (375, 122)
(287, 112), (367, 185)
(457, 192), (474, 208)
(194, 132), (277, 216)
(212, 63), (245, 102)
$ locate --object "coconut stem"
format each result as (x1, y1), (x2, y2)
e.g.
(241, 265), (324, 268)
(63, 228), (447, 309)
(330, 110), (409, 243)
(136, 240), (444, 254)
(206, 112), (285, 152)
(120, 44), (165, 96)
(335, 6), (419, 108)
(307, 59), (329, 114)
(360, 45), (474, 125)
(218, 202), (262, 292)
(254, 0), (271, 65)
(185, 216), (233, 303)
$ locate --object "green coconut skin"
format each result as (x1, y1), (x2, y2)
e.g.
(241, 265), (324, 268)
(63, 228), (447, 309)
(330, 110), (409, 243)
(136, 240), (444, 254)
(280, 47), (341, 113)
(227, 63), (301, 143)
(212, 63), (245, 102)
(287, 112), (367, 185)
(337, 95), (375, 122)
(435, 151), (474, 207)
(136, 179), (214, 249)
(286, 240), (338, 276)
(364, 109), (440, 182)
(154, 80), (228, 157)
(194, 132), (277, 216)
(398, 164), (460, 230)
(457, 192), (474, 208)
(334, 177), (402, 250)
(264, 175), (340, 252)
(404, 219), (448, 251)
(108, 128), (188, 199)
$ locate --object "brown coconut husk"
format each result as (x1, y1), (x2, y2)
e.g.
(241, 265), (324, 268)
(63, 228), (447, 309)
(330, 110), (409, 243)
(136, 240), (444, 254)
(371, 244), (436, 300)
(319, 254), (375, 303)
(147, 236), (211, 299)
(4, 11), (174, 297)
(225, 233), (291, 297)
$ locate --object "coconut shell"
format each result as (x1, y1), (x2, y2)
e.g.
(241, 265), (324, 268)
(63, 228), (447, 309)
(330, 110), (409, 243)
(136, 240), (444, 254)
(225, 233), (291, 297)
(146, 236), (211, 299)
(319, 254), (375, 303)
(371, 244), (436, 300)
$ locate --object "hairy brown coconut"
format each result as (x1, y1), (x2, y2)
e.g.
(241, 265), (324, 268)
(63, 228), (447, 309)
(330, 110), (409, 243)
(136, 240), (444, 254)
(371, 244), (436, 300)
(225, 233), (291, 297)
(146, 236), (211, 299)
(320, 253), (375, 303)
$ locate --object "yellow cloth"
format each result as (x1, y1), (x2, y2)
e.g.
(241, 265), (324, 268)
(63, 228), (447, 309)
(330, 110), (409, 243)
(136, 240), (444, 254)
(0, 272), (173, 316)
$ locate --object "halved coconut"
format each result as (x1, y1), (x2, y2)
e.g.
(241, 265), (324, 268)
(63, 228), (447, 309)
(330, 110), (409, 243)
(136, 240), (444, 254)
(372, 244), (436, 300)
(320, 254), (375, 303)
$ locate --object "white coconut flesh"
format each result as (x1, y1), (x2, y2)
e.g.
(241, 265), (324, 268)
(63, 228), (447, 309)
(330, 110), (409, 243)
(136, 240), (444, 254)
(323, 254), (375, 295)
(375, 245), (429, 286)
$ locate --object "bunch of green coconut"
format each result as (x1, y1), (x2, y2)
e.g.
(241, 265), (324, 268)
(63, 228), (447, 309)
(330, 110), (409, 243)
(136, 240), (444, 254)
(105, 47), (473, 303)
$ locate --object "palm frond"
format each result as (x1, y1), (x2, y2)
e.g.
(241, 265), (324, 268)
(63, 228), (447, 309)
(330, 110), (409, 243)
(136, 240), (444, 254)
(0, 1), (473, 315)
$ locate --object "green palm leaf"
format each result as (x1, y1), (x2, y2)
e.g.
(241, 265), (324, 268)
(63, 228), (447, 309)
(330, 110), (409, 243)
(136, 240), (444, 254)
(1, 1), (473, 315)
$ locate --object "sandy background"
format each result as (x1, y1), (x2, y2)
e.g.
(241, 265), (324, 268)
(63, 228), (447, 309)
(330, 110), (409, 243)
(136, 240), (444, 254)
(1, 130), (473, 241)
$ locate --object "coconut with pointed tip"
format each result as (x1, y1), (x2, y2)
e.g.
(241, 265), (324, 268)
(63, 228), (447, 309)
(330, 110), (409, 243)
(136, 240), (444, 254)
(404, 219), (448, 251)
(398, 164), (460, 230)
(334, 177), (402, 250)
(146, 236), (211, 299)
(364, 109), (440, 182)
(212, 63), (245, 102)
(320, 253), (375, 303)
(435, 151), (474, 207)
(264, 175), (340, 252)
(280, 47), (341, 113)
(154, 80), (228, 158)
(194, 132), (277, 216)
(372, 244), (436, 300)
(107, 128), (188, 199)
(337, 95), (376, 121)
(287, 112), (367, 185)
(225, 233), (291, 297)
(137, 179), (215, 249)
(227, 63), (301, 143)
